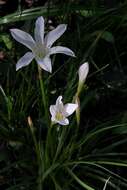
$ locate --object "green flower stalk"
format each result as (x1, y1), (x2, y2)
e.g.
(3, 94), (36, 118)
(75, 62), (89, 125)
(27, 116), (43, 190)
(75, 96), (80, 126)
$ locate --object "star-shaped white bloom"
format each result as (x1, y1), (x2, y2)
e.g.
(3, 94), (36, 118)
(10, 16), (75, 72)
(50, 96), (78, 125)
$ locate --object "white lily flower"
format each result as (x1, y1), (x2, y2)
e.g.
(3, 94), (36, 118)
(10, 16), (75, 72)
(78, 62), (89, 84)
(50, 96), (78, 125)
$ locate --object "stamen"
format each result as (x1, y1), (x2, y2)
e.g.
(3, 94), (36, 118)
(55, 112), (64, 121)
(33, 43), (49, 59)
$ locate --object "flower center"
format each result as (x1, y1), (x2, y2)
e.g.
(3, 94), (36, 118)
(33, 43), (49, 60)
(55, 112), (64, 121)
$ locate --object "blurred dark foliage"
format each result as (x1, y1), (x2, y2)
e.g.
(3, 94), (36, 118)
(0, 0), (47, 16)
(0, 0), (126, 17)
(0, 0), (18, 16)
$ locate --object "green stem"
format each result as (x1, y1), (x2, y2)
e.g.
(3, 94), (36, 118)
(28, 117), (43, 190)
(73, 94), (80, 127)
(53, 126), (66, 163)
(45, 123), (53, 168)
(38, 65), (49, 125)
(37, 143), (43, 190)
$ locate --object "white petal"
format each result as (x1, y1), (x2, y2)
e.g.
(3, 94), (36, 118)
(36, 57), (52, 73)
(51, 116), (57, 123)
(49, 105), (56, 117)
(64, 103), (78, 117)
(16, 52), (34, 71)
(10, 29), (35, 50)
(34, 16), (44, 44)
(58, 118), (69, 125)
(55, 95), (64, 109)
(50, 46), (75, 57)
(78, 62), (89, 83)
(44, 24), (67, 48)
(56, 96), (63, 106)
(54, 95), (65, 114)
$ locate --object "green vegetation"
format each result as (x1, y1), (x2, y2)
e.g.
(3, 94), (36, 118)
(0, 0), (127, 189)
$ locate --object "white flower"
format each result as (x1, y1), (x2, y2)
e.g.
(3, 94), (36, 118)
(10, 16), (75, 73)
(50, 96), (78, 125)
(78, 62), (89, 84)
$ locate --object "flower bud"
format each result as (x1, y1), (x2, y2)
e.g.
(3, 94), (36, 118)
(77, 62), (89, 95)
(78, 62), (89, 84)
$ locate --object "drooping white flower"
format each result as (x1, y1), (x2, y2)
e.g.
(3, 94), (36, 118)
(78, 62), (89, 84)
(10, 16), (75, 73)
(50, 96), (78, 125)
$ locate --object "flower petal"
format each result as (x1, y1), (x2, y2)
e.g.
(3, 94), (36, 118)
(16, 52), (34, 71)
(64, 103), (78, 117)
(58, 118), (69, 125)
(50, 46), (75, 57)
(51, 116), (57, 123)
(34, 16), (44, 44)
(56, 96), (63, 106)
(50, 105), (56, 118)
(44, 24), (67, 48)
(78, 62), (89, 83)
(10, 29), (35, 50)
(55, 96), (64, 112)
(36, 57), (52, 73)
